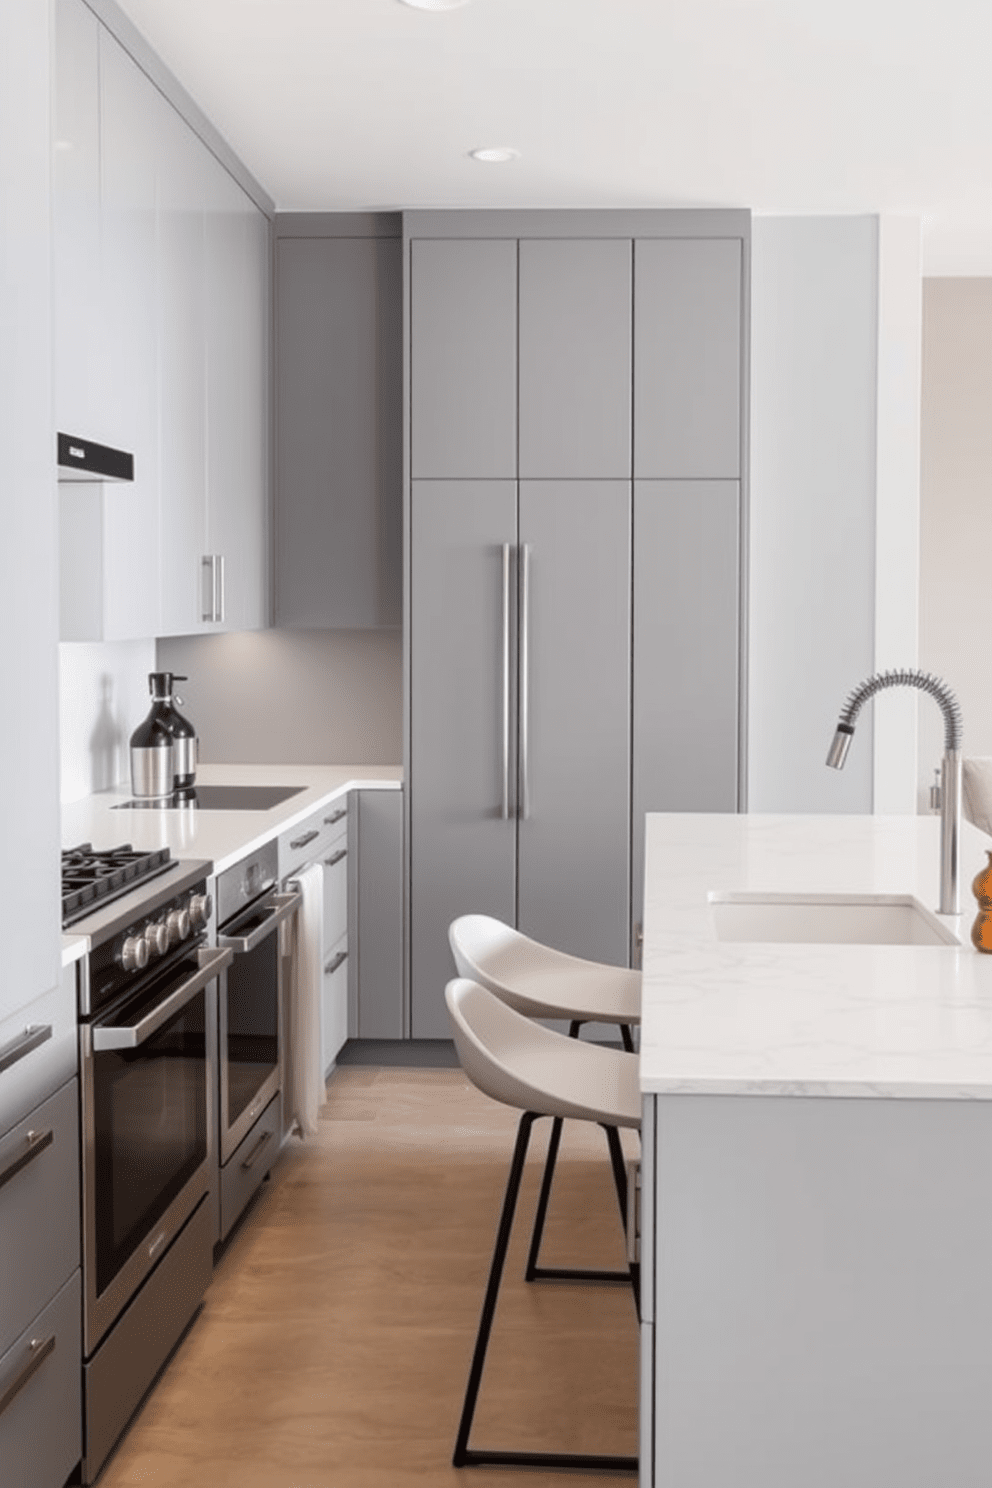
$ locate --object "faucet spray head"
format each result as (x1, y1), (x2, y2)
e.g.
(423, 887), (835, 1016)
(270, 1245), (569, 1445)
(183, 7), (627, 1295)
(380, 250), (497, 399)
(826, 723), (854, 769)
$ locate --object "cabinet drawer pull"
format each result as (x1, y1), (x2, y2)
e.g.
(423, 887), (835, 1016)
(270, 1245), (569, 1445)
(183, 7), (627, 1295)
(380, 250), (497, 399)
(0, 1334), (56, 1420)
(324, 808), (347, 825)
(289, 829), (319, 851)
(323, 848), (347, 868)
(240, 1128), (273, 1172)
(324, 949), (348, 976)
(0, 1024), (52, 1077)
(0, 1127), (54, 1194)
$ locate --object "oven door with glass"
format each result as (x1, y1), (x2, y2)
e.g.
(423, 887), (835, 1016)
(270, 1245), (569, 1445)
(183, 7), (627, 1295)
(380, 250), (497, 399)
(216, 889), (299, 1164)
(80, 944), (230, 1355)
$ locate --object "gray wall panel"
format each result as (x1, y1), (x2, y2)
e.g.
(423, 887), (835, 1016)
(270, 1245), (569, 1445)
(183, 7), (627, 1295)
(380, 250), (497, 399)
(634, 237), (742, 479)
(517, 481), (631, 967)
(518, 239), (632, 478)
(632, 481), (739, 936)
(410, 481), (517, 1037)
(410, 239), (517, 479)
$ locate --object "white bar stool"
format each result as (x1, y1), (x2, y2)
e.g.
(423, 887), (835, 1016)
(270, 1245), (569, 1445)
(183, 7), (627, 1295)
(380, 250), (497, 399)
(449, 915), (640, 1286)
(446, 976), (639, 1475)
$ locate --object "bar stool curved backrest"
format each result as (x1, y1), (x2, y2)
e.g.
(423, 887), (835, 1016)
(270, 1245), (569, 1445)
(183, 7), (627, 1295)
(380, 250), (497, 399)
(449, 916), (641, 1291)
(445, 978), (639, 1475)
(449, 914), (641, 1026)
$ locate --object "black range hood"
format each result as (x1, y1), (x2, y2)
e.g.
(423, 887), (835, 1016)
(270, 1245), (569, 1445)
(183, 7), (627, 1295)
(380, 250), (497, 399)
(57, 432), (134, 483)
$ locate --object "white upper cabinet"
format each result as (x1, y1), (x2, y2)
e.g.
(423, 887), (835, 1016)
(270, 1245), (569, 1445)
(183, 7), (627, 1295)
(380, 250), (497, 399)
(53, 0), (270, 643)
(203, 157), (269, 634)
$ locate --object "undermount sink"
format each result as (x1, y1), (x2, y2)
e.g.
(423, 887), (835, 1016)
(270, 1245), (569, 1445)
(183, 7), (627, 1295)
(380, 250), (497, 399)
(709, 892), (960, 947)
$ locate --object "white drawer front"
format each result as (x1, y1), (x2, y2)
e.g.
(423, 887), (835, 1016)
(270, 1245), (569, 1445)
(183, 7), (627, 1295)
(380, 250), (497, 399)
(322, 934), (349, 1076)
(321, 841), (349, 949)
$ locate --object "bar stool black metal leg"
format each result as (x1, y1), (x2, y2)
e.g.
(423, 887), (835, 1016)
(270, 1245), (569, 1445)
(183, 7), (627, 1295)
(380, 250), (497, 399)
(620, 1022), (635, 1053)
(454, 1108), (638, 1475)
(602, 1123), (640, 1317)
(454, 1111), (537, 1466)
(526, 1021), (632, 1287)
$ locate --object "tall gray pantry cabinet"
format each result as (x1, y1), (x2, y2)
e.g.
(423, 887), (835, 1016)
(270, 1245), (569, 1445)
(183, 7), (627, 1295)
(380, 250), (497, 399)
(405, 211), (749, 1040)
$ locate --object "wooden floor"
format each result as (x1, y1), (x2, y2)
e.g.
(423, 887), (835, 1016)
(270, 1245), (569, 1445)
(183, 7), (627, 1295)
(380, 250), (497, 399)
(97, 1067), (639, 1487)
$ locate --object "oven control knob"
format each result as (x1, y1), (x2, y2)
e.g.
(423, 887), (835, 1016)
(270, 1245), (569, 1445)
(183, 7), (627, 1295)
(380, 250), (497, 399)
(121, 934), (149, 973)
(145, 921), (170, 957)
(167, 908), (191, 945)
(188, 893), (212, 929)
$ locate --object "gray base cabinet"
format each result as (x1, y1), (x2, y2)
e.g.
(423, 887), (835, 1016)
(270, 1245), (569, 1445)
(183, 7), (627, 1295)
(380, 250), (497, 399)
(351, 790), (404, 1040)
(0, 1273), (82, 1488)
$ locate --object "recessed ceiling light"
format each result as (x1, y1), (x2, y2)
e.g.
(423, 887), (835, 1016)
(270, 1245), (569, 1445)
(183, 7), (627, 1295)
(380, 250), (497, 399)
(470, 148), (520, 164)
(398, 0), (469, 11)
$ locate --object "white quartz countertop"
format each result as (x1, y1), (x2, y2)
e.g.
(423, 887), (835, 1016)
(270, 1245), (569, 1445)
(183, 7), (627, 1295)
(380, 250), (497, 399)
(640, 813), (992, 1100)
(62, 763), (402, 877)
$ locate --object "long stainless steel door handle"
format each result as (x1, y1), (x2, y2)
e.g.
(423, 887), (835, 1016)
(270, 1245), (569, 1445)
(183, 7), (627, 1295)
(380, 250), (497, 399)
(240, 1128), (273, 1171)
(501, 543), (511, 820)
(519, 543), (531, 821)
(0, 1334), (56, 1419)
(218, 890), (301, 954)
(0, 1127), (54, 1194)
(324, 949), (348, 976)
(324, 848), (347, 868)
(92, 945), (233, 1051)
(0, 1024), (52, 1076)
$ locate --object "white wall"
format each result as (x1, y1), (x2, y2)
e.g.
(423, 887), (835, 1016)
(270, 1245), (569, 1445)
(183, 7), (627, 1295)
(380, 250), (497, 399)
(918, 280), (992, 800)
(59, 638), (156, 803)
(156, 629), (402, 766)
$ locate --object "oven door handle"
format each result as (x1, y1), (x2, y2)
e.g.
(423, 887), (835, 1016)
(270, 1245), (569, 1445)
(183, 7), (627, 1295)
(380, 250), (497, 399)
(91, 946), (233, 1052)
(216, 890), (301, 955)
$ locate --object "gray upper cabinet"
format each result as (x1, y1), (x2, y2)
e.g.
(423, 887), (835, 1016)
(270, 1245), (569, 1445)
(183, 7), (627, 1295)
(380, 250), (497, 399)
(634, 237), (742, 479)
(275, 226), (401, 629)
(518, 239), (632, 478)
(410, 239), (517, 479)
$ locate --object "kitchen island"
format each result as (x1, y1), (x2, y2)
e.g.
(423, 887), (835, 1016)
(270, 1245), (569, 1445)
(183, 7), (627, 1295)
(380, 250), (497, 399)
(639, 813), (992, 1488)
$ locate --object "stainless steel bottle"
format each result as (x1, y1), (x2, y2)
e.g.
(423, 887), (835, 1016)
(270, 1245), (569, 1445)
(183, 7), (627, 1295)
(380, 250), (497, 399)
(129, 673), (198, 797)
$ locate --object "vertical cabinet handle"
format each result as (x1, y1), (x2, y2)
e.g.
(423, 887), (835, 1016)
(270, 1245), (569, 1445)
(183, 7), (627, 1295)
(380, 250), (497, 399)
(216, 554), (226, 624)
(201, 556), (215, 623)
(501, 544), (511, 821)
(519, 544), (531, 821)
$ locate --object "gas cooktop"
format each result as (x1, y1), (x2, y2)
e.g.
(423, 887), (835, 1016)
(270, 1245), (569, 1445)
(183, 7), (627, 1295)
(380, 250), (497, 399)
(111, 784), (306, 812)
(62, 842), (177, 927)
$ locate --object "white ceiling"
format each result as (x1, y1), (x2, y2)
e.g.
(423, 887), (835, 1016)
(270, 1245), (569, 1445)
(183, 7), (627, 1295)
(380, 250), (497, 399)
(113, 0), (992, 274)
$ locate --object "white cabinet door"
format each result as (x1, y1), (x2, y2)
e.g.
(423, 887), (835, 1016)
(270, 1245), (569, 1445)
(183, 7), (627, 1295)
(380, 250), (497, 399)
(98, 26), (161, 639)
(204, 157), (269, 632)
(52, 0), (103, 445)
(1, 0), (60, 1018)
(157, 99), (208, 636)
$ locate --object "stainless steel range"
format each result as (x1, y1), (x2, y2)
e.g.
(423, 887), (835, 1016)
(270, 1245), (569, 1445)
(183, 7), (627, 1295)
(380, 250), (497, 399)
(63, 844), (231, 1485)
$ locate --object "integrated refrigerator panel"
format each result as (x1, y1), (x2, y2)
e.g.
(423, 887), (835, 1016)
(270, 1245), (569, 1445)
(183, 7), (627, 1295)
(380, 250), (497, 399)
(409, 480), (518, 1038)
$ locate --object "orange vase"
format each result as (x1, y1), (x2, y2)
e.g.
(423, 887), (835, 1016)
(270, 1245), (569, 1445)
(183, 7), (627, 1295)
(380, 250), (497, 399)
(971, 852), (992, 952)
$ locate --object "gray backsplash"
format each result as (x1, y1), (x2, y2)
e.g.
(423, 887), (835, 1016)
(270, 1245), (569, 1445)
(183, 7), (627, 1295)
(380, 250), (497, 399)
(155, 628), (402, 766)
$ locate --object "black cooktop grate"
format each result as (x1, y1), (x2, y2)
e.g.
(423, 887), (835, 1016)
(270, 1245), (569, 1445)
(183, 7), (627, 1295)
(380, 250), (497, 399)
(61, 842), (175, 927)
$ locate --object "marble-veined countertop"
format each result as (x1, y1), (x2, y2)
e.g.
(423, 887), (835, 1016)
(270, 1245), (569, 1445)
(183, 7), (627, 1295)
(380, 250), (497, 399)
(640, 813), (992, 1099)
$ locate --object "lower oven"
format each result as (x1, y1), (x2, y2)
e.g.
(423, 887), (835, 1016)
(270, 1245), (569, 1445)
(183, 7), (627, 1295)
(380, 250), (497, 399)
(215, 840), (300, 1239)
(76, 862), (231, 1484)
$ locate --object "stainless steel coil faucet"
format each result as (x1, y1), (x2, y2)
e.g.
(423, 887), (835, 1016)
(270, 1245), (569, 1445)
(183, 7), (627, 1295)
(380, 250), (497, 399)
(826, 669), (963, 915)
